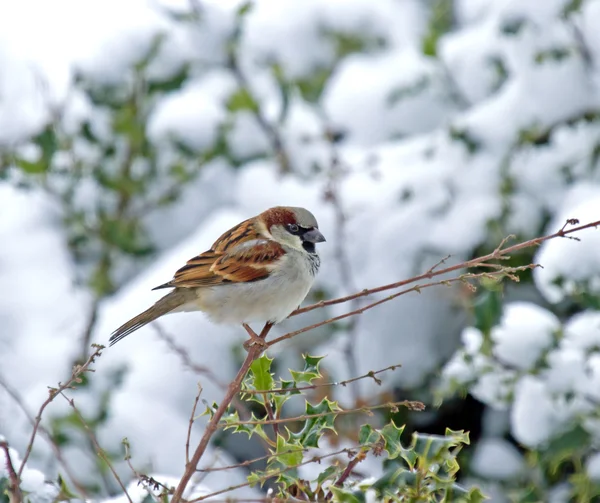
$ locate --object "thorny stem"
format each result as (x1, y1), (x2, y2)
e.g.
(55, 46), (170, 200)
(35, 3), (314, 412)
(170, 323), (273, 503)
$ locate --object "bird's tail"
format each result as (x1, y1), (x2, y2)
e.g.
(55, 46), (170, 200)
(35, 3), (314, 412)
(109, 289), (193, 346)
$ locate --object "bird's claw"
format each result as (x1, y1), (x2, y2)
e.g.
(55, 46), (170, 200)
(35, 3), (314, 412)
(243, 336), (269, 352)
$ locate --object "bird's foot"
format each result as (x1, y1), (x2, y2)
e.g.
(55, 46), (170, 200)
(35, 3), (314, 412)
(243, 335), (269, 352)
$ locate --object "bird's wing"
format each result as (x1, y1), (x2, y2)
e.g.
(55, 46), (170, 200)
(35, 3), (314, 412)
(152, 221), (285, 290)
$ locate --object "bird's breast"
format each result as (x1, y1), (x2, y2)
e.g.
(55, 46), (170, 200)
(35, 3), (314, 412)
(191, 251), (318, 324)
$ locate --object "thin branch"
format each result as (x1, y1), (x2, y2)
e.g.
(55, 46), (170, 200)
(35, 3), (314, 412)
(269, 266), (537, 348)
(241, 363), (401, 395)
(79, 298), (100, 361)
(322, 124), (361, 407)
(227, 52), (291, 174)
(17, 344), (104, 479)
(153, 324), (225, 387)
(0, 375), (88, 497)
(170, 323), (274, 503)
(263, 399), (280, 437)
(60, 392), (133, 503)
(326, 450), (367, 499)
(0, 440), (23, 503)
(290, 218), (600, 317)
(187, 384), (203, 466)
(221, 400), (425, 428)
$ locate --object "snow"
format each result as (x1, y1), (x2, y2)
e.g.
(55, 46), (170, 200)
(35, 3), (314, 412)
(491, 302), (559, 370)
(470, 437), (524, 480)
(511, 376), (561, 447)
(0, 443), (59, 503)
(535, 194), (600, 303)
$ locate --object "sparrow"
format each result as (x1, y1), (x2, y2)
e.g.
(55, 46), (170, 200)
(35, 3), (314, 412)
(109, 206), (325, 346)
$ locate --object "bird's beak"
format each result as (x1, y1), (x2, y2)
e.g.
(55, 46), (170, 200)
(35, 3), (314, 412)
(303, 228), (326, 243)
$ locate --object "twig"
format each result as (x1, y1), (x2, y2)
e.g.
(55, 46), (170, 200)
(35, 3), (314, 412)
(0, 440), (23, 503)
(79, 298), (100, 361)
(153, 324), (225, 387)
(326, 450), (367, 499)
(0, 375), (88, 497)
(241, 364), (401, 395)
(221, 400), (424, 428)
(60, 392), (133, 503)
(187, 384), (203, 465)
(269, 266), (537, 347)
(227, 52), (291, 174)
(263, 399), (280, 437)
(17, 344), (104, 479)
(322, 125), (361, 407)
(290, 218), (599, 317)
(170, 323), (274, 503)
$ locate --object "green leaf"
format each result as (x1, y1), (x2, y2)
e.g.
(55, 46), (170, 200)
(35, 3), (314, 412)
(226, 88), (259, 113)
(370, 467), (416, 496)
(329, 486), (365, 503)
(316, 465), (339, 487)
(250, 354), (274, 392)
(271, 435), (304, 468)
(290, 354), (324, 384)
(542, 424), (590, 474)
(358, 424), (382, 446)
(290, 398), (340, 447)
(381, 423), (406, 460)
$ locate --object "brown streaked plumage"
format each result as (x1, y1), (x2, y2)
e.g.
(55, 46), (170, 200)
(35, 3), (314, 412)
(109, 206), (325, 346)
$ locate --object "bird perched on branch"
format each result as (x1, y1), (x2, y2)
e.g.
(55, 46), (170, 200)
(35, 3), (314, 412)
(109, 206), (325, 347)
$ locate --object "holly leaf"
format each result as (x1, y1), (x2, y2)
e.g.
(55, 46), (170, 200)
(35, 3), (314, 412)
(290, 354), (324, 385)
(290, 398), (340, 447)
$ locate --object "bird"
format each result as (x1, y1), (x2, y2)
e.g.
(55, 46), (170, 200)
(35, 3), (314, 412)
(109, 206), (325, 347)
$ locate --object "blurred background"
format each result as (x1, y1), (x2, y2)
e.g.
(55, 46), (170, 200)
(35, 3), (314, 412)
(1, 0), (600, 501)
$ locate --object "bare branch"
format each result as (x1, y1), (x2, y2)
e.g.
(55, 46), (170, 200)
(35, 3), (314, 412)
(60, 392), (133, 503)
(187, 384), (203, 466)
(0, 440), (23, 503)
(290, 218), (600, 317)
(0, 375), (88, 497)
(17, 344), (104, 479)
(170, 323), (274, 503)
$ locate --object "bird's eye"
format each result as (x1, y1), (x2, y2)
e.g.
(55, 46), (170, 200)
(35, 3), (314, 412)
(287, 223), (299, 234)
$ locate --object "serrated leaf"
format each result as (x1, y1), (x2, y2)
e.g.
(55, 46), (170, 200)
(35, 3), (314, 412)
(370, 467), (416, 496)
(273, 379), (301, 410)
(329, 486), (366, 503)
(290, 354), (324, 385)
(358, 424), (382, 446)
(271, 435), (303, 468)
(250, 354), (274, 392)
(290, 398), (340, 447)
(381, 423), (406, 460)
(316, 465), (339, 486)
